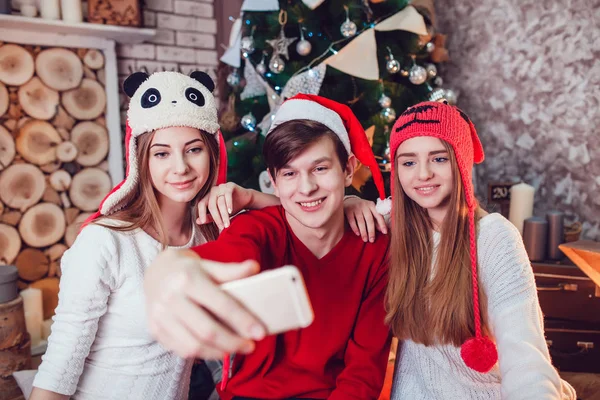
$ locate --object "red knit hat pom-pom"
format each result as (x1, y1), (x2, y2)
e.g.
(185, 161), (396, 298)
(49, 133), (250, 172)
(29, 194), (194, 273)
(460, 336), (498, 373)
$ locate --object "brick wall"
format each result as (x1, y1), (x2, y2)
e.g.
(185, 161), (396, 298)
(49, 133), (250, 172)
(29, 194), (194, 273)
(116, 0), (219, 121)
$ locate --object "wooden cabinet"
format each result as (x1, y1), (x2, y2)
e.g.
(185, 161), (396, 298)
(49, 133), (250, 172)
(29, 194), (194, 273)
(533, 260), (600, 373)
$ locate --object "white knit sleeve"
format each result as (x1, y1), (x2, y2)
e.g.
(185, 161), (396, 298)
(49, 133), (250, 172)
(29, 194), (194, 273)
(33, 224), (118, 395)
(477, 215), (575, 400)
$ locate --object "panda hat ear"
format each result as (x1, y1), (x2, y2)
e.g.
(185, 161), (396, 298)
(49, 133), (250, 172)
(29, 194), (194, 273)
(190, 71), (215, 93)
(123, 71), (149, 98)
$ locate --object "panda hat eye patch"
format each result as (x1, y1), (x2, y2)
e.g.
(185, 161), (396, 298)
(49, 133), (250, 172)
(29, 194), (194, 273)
(141, 88), (161, 109)
(185, 87), (205, 107)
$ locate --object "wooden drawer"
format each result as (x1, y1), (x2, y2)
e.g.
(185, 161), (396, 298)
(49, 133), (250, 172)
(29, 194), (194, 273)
(533, 262), (600, 324)
(545, 319), (600, 373)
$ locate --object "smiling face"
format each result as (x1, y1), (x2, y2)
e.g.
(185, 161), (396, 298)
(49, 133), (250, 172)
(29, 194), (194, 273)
(271, 135), (355, 233)
(395, 136), (454, 226)
(148, 126), (212, 205)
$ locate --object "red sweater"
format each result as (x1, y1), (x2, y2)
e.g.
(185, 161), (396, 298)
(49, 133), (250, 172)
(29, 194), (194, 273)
(193, 206), (391, 400)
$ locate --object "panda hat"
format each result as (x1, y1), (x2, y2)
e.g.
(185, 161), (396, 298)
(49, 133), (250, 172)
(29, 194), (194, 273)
(97, 70), (228, 217)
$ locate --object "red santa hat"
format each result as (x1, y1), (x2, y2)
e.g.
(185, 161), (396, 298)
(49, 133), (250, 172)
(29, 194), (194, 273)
(268, 94), (391, 215)
(86, 71), (228, 223)
(389, 101), (497, 373)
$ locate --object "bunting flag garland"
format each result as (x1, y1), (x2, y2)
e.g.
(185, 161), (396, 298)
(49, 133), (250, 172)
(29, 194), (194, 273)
(220, 18), (242, 68)
(322, 6), (427, 80)
(241, 0), (279, 11)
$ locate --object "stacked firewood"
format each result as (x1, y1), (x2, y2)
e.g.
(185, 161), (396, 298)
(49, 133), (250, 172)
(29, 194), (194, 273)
(0, 42), (112, 320)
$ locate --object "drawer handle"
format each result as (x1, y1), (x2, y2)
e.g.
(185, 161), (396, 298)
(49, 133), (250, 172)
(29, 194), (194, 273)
(549, 342), (595, 357)
(537, 283), (578, 292)
(577, 341), (594, 350)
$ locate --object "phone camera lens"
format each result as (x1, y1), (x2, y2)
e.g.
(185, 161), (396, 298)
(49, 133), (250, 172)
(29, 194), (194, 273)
(292, 277), (296, 282)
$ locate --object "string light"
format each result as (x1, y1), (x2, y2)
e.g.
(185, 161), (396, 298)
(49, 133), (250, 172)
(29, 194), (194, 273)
(290, 10), (399, 80)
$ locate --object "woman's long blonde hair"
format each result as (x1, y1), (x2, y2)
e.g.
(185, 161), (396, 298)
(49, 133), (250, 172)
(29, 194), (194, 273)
(94, 130), (219, 247)
(385, 140), (488, 346)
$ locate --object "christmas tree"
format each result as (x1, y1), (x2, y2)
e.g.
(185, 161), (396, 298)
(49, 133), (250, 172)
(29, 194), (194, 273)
(219, 0), (453, 200)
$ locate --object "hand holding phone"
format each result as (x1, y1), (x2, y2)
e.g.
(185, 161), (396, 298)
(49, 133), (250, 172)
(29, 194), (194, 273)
(220, 265), (314, 335)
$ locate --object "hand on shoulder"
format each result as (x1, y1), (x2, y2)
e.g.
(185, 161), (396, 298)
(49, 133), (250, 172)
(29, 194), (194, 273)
(343, 196), (388, 243)
(196, 182), (255, 231)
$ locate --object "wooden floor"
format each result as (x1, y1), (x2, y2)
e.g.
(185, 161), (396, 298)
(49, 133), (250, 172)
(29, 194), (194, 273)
(561, 372), (600, 400)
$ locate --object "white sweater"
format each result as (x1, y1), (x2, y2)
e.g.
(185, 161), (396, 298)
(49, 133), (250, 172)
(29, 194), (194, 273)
(33, 221), (206, 400)
(391, 213), (576, 400)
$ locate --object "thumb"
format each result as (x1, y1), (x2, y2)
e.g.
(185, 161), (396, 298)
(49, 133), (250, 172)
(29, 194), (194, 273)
(201, 259), (259, 283)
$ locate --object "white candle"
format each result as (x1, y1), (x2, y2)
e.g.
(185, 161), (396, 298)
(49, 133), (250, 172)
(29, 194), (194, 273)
(21, 288), (43, 346)
(60, 0), (82, 23)
(20, 0), (37, 17)
(41, 318), (54, 340)
(40, 0), (61, 20)
(25, 311), (42, 345)
(508, 182), (535, 235)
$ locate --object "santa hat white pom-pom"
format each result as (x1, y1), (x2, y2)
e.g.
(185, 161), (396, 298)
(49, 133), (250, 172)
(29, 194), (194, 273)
(376, 197), (392, 216)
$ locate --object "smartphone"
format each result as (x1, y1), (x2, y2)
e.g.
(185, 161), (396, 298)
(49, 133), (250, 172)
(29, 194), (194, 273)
(220, 265), (314, 335)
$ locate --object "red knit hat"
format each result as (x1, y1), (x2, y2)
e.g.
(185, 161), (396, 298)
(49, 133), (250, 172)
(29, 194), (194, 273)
(389, 101), (498, 373)
(269, 94), (391, 215)
(85, 71), (228, 224)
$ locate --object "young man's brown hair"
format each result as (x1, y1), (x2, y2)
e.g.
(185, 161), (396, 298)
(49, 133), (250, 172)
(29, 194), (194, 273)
(263, 119), (350, 180)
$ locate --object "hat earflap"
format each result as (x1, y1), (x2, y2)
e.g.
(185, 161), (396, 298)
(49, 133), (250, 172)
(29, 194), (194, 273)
(216, 130), (228, 184)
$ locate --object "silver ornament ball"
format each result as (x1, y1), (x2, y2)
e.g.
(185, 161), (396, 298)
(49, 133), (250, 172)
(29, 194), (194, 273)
(434, 76), (443, 86)
(380, 107), (396, 123)
(425, 42), (435, 53)
(241, 113), (257, 131)
(256, 62), (267, 75)
(226, 71), (240, 88)
(409, 65), (428, 85)
(269, 55), (285, 74)
(340, 20), (357, 37)
(240, 36), (255, 55)
(296, 39), (312, 56)
(425, 63), (437, 78)
(386, 59), (401, 74)
(444, 89), (458, 105)
(378, 94), (392, 108)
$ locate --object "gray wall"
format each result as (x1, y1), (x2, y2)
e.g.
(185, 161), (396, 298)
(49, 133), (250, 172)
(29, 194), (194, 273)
(436, 0), (600, 239)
